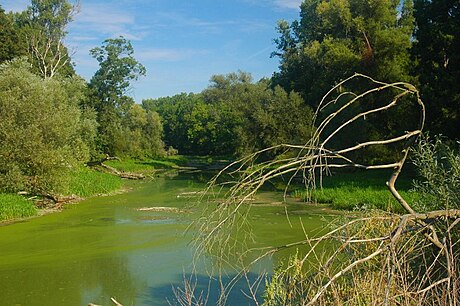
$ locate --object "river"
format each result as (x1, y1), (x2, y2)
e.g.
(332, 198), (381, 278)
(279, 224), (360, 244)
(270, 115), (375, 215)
(0, 172), (332, 305)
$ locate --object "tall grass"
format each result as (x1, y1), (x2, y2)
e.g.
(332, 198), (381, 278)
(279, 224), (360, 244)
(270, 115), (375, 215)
(1, 166), (124, 222)
(67, 166), (123, 197)
(105, 156), (187, 173)
(290, 170), (420, 212)
(0, 194), (37, 221)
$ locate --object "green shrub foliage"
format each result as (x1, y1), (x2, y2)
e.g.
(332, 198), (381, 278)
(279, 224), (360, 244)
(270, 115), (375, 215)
(0, 59), (93, 193)
(412, 136), (460, 211)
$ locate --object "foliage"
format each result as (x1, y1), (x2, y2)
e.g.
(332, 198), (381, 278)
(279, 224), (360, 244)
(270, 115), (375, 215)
(412, 136), (460, 211)
(263, 251), (306, 306)
(143, 93), (215, 155)
(272, 0), (414, 106)
(187, 75), (446, 305)
(0, 193), (37, 222)
(88, 37), (159, 157)
(203, 72), (314, 157)
(0, 59), (91, 194)
(270, 0), (416, 162)
(0, 6), (26, 63)
(412, 0), (460, 140)
(88, 36), (163, 157)
(144, 71), (314, 157)
(263, 211), (460, 305)
(14, 0), (77, 78)
(89, 36), (146, 110)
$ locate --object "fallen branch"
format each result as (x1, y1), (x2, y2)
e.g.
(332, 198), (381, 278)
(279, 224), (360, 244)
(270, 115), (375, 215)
(86, 155), (120, 167)
(111, 297), (123, 306)
(87, 155), (145, 180)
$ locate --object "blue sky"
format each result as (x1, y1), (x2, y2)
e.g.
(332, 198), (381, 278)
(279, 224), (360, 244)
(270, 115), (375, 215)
(2, 0), (301, 101)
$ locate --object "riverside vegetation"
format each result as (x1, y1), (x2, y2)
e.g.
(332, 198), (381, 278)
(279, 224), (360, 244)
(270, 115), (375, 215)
(0, 0), (459, 304)
(187, 75), (460, 305)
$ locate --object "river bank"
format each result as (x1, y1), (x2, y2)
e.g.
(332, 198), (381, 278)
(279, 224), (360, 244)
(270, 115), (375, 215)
(0, 155), (232, 224)
(1, 156), (418, 224)
(0, 158), (156, 224)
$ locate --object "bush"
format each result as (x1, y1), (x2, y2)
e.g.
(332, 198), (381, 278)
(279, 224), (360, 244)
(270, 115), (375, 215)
(411, 136), (460, 211)
(0, 59), (93, 194)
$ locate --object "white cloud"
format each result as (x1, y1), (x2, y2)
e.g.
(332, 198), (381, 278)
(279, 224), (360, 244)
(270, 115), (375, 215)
(273, 0), (302, 9)
(1, 0), (28, 12)
(68, 35), (99, 42)
(136, 48), (210, 62)
(243, 0), (301, 10)
(246, 45), (273, 61)
(70, 3), (144, 41)
(75, 6), (134, 26)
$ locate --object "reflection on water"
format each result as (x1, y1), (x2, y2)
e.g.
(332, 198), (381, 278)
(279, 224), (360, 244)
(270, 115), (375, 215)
(0, 174), (330, 305)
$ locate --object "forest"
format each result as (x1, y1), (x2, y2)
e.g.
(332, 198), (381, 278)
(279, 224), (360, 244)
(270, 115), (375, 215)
(0, 0), (459, 304)
(0, 0), (458, 197)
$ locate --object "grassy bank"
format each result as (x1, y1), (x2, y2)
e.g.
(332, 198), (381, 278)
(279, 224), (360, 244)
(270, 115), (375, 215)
(0, 166), (124, 222)
(0, 194), (37, 222)
(1, 159), (418, 222)
(67, 166), (124, 197)
(290, 170), (419, 212)
(0, 156), (185, 222)
(104, 155), (231, 172)
(104, 156), (185, 173)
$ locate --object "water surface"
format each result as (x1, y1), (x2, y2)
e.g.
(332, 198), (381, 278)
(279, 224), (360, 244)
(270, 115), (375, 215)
(0, 173), (331, 305)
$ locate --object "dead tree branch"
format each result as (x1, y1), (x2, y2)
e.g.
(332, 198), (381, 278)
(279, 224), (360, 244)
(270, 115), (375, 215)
(182, 74), (460, 305)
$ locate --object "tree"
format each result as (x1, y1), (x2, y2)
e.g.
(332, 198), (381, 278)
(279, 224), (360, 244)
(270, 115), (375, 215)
(190, 75), (460, 306)
(90, 37), (146, 110)
(412, 0), (460, 140)
(0, 59), (90, 193)
(142, 109), (164, 157)
(89, 36), (146, 155)
(202, 72), (314, 157)
(15, 0), (78, 78)
(272, 0), (414, 106)
(111, 104), (164, 158)
(0, 6), (26, 63)
(143, 93), (208, 155)
(145, 72), (314, 157)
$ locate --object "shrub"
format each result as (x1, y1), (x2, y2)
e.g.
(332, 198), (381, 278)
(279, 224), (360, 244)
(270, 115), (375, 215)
(0, 59), (93, 194)
(411, 136), (460, 211)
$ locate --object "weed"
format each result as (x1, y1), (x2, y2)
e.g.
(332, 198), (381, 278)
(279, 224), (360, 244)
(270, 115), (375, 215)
(0, 194), (36, 221)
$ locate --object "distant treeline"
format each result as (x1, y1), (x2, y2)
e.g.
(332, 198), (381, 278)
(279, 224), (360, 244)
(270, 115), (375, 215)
(143, 72), (313, 156)
(142, 0), (459, 156)
(0, 0), (459, 195)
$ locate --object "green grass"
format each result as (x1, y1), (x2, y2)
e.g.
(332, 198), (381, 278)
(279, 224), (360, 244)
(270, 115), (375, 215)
(290, 170), (420, 212)
(0, 193), (37, 222)
(105, 156), (190, 173)
(67, 166), (123, 197)
(68, 156), (194, 198)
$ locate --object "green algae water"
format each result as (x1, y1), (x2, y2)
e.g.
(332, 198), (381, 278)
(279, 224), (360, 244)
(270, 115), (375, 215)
(0, 173), (331, 305)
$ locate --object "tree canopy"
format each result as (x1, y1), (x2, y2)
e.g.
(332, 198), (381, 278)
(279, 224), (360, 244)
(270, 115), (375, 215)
(14, 0), (77, 78)
(0, 0), (459, 196)
(0, 60), (91, 193)
(88, 37), (163, 157)
(0, 6), (26, 63)
(412, 0), (460, 139)
(144, 71), (314, 157)
(272, 0), (414, 106)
